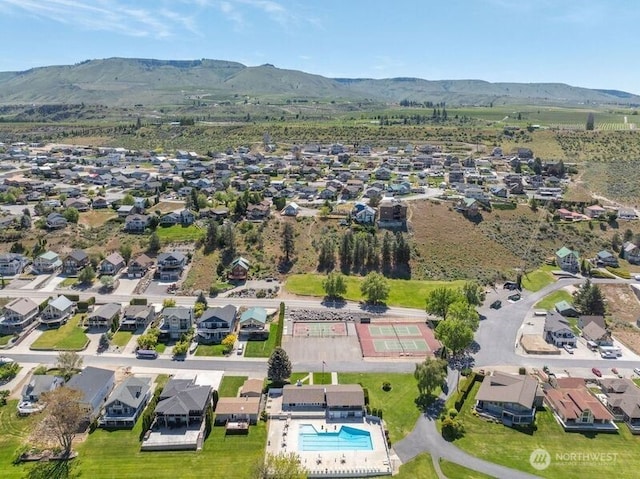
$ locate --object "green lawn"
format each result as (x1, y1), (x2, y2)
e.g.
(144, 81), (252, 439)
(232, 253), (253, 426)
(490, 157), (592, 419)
(111, 330), (133, 348)
(0, 400), (40, 479)
(534, 289), (573, 310)
(155, 224), (204, 243)
(339, 373), (422, 443)
(290, 372), (311, 384)
(521, 265), (556, 292)
(60, 277), (78, 287)
(194, 344), (227, 356)
(218, 376), (248, 397)
(395, 453), (439, 479)
(244, 323), (278, 358)
(0, 334), (13, 346)
(313, 372), (332, 385)
(452, 381), (640, 478)
(30, 314), (89, 351)
(439, 459), (495, 479)
(286, 274), (465, 309)
(154, 343), (167, 354)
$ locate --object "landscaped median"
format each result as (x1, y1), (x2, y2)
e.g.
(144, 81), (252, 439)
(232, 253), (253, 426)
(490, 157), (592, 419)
(29, 314), (89, 351)
(286, 274), (465, 309)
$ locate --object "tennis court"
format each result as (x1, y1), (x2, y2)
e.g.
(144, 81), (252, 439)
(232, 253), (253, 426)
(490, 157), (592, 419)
(356, 321), (441, 358)
(373, 338), (429, 352)
(368, 324), (422, 337)
(293, 322), (348, 337)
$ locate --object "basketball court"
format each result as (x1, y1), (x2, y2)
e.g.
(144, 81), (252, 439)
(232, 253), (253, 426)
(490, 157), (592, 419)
(356, 322), (440, 358)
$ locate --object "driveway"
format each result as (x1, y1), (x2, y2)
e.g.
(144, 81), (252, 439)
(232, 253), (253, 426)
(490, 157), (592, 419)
(113, 277), (140, 296)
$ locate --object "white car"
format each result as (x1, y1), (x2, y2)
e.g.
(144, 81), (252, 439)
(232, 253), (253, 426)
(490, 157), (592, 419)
(563, 344), (574, 354)
(0, 357), (15, 364)
(634, 368), (640, 376)
(635, 275), (640, 281)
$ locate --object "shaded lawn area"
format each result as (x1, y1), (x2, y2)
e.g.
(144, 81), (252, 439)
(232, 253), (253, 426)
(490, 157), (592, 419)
(534, 289), (573, 310)
(194, 344), (227, 357)
(521, 265), (556, 292)
(244, 323), (278, 358)
(60, 277), (78, 288)
(73, 417), (267, 479)
(0, 400), (41, 479)
(339, 373), (421, 443)
(111, 330), (133, 348)
(453, 381), (640, 478)
(218, 376), (248, 397)
(0, 334), (13, 346)
(286, 274), (465, 309)
(156, 224), (205, 243)
(30, 314), (89, 351)
(394, 453), (438, 479)
(439, 459), (495, 479)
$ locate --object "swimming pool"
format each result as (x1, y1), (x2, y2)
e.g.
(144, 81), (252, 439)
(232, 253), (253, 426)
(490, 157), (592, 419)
(298, 424), (373, 451)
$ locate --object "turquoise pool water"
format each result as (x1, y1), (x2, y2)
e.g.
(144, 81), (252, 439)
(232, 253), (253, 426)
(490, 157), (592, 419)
(298, 424), (373, 451)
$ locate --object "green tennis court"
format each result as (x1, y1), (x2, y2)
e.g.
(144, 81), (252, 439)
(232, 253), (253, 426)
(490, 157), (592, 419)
(293, 322), (347, 337)
(373, 338), (429, 352)
(368, 324), (422, 337)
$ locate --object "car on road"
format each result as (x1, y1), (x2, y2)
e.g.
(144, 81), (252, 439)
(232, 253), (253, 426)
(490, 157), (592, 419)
(634, 274), (640, 281)
(563, 344), (574, 354)
(490, 300), (502, 309)
(592, 367), (602, 377)
(635, 368), (640, 376)
(612, 368), (623, 378)
(0, 357), (15, 364)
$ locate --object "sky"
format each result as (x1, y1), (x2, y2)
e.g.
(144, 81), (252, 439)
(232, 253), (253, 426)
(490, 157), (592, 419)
(0, 0), (638, 94)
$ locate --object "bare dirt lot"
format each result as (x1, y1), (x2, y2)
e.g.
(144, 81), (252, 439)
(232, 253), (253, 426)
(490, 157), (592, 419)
(601, 283), (640, 354)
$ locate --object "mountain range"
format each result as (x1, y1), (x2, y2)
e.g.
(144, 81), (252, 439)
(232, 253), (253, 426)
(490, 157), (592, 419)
(0, 57), (637, 107)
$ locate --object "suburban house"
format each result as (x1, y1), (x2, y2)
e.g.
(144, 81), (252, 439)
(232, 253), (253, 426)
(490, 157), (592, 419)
(582, 321), (612, 346)
(92, 197), (110, 209)
(63, 249), (90, 275)
(352, 203), (376, 225)
(595, 250), (618, 267)
(126, 253), (154, 278)
(86, 303), (121, 329)
(0, 253), (30, 276)
(45, 212), (68, 230)
(377, 200), (408, 229)
(228, 256), (250, 281)
(196, 305), (237, 344)
(618, 207), (638, 221)
(117, 204), (138, 218)
(555, 247), (579, 272)
(65, 197), (90, 211)
(544, 378), (617, 432)
(0, 297), (39, 333)
(238, 307), (268, 338)
(160, 306), (194, 340)
(100, 376), (152, 428)
(555, 300), (579, 317)
(281, 202), (300, 216)
(578, 315), (606, 330)
(120, 304), (156, 331)
(544, 311), (578, 347)
(19, 375), (64, 414)
(240, 378), (264, 398)
(66, 366), (116, 422)
(100, 252), (125, 276)
(474, 372), (542, 426)
(599, 378), (640, 433)
(585, 205), (606, 218)
(33, 251), (62, 274)
(214, 395), (261, 426)
(280, 384), (366, 420)
(246, 200), (271, 221)
(40, 295), (75, 328)
(156, 251), (187, 281)
(124, 214), (150, 233)
(623, 242), (640, 264)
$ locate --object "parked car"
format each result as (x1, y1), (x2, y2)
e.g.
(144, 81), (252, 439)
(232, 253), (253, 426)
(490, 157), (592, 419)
(490, 300), (502, 309)
(634, 368), (640, 376)
(0, 357), (15, 364)
(563, 344), (574, 354)
(503, 281), (519, 290)
(634, 274), (640, 281)
(508, 293), (521, 302)
(237, 344), (244, 356)
(592, 367), (602, 377)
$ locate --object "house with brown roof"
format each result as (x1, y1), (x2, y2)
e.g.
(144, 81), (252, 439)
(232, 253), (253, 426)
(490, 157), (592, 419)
(475, 372), (542, 426)
(599, 378), (640, 433)
(0, 297), (39, 333)
(100, 252), (125, 275)
(280, 384), (365, 419)
(240, 378), (264, 398)
(582, 321), (612, 347)
(544, 378), (617, 432)
(214, 396), (261, 425)
(126, 253), (154, 279)
(63, 249), (90, 276)
(377, 199), (408, 229)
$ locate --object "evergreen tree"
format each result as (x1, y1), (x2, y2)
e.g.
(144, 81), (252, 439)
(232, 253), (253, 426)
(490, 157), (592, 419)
(586, 112), (595, 131)
(339, 230), (353, 273)
(204, 220), (219, 254)
(281, 222), (295, 262)
(268, 347), (292, 384)
(381, 231), (393, 276)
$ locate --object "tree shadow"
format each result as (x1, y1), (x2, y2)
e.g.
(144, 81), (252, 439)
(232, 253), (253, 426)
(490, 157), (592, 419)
(415, 394), (445, 418)
(320, 298), (347, 308)
(24, 459), (79, 479)
(359, 303), (389, 314)
(277, 259), (294, 274)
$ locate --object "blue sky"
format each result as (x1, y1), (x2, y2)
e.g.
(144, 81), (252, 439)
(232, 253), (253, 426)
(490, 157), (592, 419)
(0, 0), (638, 93)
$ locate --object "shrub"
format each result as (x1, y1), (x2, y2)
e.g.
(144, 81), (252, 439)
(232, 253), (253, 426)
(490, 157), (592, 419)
(442, 417), (465, 441)
(130, 298), (147, 305)
(362, 387), (370, 406)
(382, 382), (392, 392)
(460, 367), (472, 377)
(33, 365), (48, 375)
(76, 301), (89, 313)
(63, 294), (80, 302)
(519, 366), (527, 375)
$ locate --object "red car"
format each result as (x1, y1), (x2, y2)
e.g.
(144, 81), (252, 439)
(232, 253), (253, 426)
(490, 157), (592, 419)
(592, 367), (602, 377)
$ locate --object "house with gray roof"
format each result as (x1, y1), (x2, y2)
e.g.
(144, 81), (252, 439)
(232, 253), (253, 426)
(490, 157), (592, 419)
(0, 253), (30, 276)
(87, 303), (121, 329)
(157, 251), (187, 281)
(66, 366), (115, 421)
(63, 249), (90, 275)
(160, 306), (193, 340)
(154, 377), (211, 429)
(599, 378), (640, 433)
(19, 375), (64, 415)
(475, 372), (542, 426)
(196, 305), (237, 344)
(41, 295), (75, 328)
(280, 384), (366, 419)
(544, 311), (577, 347)
(100, 376), (152, 428)
(121, 304), (155, 331)
(0, 297), (39, 333)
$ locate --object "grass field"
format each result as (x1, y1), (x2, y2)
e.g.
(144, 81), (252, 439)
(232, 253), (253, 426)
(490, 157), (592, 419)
(244, 323), (278, 358)
(194, 344), (226, 356)
(155, 224), (204, 243)
(0, 400), (40, 479)
(521, 265), (556, 292)
(0, 334), (13, 346)
(339, 373), (423, 443)
(111, 330), (133, 348)
(30, 314), (89, 351)
(313, 372), (332, 385)
(453, 382), (640, 478)
(218, 376), (248, 397)
(394, 453), (438, 479)
(534, 289), (573, 310)
(286, 274), (465, 309)
(439, 460), (495, 479)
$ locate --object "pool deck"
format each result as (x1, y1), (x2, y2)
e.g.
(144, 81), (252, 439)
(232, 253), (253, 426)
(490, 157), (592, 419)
(267, 418), (394, 477)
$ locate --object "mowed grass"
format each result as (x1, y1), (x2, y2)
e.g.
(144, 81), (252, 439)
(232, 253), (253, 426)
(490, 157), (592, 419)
(218, 376), (248, 397)
(0, 400), (41, 479)
(521, 265), (556, 292)
(454, 382), (640, 478)
(30, 314), (89, 351)
(111, 330), (133, 348)
(155, 224), (204, 243)
(244, 323), (278, 358)
(439, 460), (495, 479)
(286, 274), (465, 309)
(313, 372), (332, 385)
(339, 373), (422, 443)
(394, 453), (438, 479)
(534, 289), (573, 310)
(194, 344), (226, 357)
(0, 334), (13, 346)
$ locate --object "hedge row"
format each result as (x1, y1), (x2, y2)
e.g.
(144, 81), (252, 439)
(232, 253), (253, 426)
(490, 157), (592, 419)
(275, 302), (285, 348)
(453, 372), (484, 411)
(130, 298), (148, 305)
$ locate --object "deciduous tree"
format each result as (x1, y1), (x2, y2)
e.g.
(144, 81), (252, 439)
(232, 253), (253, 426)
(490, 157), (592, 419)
(414, 358), (447, 398)
(255, 452), (308, 479)
(360, 272), (389, 304)
(425, 287), (464, 320)
(435, 319), (474, 356)
(56, 351), (83, 381)
(31, 387), (84, 458)
(322, 272), (347, 299)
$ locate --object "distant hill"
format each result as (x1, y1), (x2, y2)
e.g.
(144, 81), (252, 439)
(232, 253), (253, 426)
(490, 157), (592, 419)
(0, 57), (637, 107)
